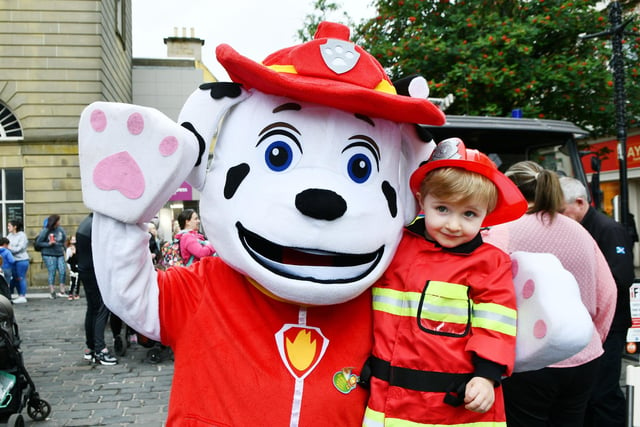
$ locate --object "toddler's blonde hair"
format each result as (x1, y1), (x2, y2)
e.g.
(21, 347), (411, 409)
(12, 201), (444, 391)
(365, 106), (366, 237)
(419, 167), (498, 213)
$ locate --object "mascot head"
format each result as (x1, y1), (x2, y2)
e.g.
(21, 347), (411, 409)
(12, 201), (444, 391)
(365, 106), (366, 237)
(179, 22), (445, 305)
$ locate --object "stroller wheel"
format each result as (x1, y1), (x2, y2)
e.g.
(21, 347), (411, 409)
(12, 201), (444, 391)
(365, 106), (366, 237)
(146, 348), (162, 364)
(27, 398), (51, 421)
(7, 413), (24, 427)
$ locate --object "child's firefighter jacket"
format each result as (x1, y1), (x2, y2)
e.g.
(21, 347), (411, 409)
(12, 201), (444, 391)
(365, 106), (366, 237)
(364, 219), (517, 426)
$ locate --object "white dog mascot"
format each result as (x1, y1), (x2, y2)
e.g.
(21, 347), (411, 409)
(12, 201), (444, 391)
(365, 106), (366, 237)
(79, 21), (597, 426)
(79, 21), (445, 426)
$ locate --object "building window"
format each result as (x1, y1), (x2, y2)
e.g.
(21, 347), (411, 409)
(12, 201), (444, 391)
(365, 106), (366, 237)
(1, 169), (24, 232)
(0, 103), (23, 140)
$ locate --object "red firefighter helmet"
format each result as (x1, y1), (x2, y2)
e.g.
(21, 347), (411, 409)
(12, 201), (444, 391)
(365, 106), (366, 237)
(410, 138), (528, 227)
(216, 21), (445, 126)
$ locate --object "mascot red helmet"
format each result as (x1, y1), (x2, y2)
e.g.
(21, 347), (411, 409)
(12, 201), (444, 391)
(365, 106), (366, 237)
(410, 138), (528, 227)
(216, 21), (446, 126)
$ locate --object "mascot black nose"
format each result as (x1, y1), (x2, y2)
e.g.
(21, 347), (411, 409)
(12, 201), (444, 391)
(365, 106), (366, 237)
(295, 189), (347, 221)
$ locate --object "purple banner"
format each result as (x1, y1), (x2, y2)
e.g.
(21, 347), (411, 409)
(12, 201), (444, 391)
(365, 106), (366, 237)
(169, 181), (192, 201)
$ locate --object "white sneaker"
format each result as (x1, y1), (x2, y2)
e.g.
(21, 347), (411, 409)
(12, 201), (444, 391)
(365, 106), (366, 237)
(12, 296), (26, 304)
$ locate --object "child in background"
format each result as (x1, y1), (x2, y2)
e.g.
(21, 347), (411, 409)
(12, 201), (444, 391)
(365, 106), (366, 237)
(363, 138), (528, 427)
(0, 238), (15, 297)
(65, 236), (80, 300)
(0, 257), (8, 300)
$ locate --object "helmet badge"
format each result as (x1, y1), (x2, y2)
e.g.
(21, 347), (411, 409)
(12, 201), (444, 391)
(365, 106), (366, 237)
(320, 39), (360, 74)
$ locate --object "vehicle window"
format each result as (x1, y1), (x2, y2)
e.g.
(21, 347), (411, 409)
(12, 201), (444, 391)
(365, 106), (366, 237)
(527, 145), (577, 178)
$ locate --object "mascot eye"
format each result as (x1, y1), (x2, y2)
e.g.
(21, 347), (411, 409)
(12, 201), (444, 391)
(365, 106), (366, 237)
(347, 153), (373, 184)
(265, 140), (295, 172)
(342, 137), (379, 184)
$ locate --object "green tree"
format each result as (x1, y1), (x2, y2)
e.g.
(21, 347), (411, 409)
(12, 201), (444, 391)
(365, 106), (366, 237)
(301, 0), (640, 137)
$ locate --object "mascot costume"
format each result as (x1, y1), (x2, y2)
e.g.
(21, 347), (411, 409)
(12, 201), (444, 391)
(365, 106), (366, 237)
(78, 21), (597, 426)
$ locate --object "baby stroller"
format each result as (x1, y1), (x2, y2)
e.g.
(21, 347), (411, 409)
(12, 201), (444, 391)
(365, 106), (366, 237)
(113, 322), (171, 364)
(0, 291), (51, 426)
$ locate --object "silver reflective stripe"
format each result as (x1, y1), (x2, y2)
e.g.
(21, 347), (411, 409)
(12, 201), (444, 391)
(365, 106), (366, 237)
(420, 300), (468, 318)
(472, 308), (517, 328)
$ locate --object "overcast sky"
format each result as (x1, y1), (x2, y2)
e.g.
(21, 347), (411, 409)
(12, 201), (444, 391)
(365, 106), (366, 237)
(132, 0), (376, 81)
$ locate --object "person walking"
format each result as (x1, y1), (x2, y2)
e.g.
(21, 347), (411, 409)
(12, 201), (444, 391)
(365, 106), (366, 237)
(6, 219), (29, 303)
(35, 214), (67, 299)
(76, 213), (117, 366)
(483, 161), (617, 427)
(560, 176), (635, 427)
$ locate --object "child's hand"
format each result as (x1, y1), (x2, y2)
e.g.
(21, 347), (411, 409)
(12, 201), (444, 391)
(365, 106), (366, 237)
(464, 377), (495, 413)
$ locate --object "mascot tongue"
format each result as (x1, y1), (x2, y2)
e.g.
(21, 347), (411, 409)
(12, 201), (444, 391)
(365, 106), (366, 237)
(282, 248), (334, 267)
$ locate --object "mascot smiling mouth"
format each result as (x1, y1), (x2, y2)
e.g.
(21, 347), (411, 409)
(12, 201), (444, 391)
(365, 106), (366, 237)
(236, 222), (383, 283)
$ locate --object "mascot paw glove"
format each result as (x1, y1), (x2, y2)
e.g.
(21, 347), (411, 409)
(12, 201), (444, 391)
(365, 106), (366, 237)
(79, 102), (200, 224)
(511, 251), (594, 372)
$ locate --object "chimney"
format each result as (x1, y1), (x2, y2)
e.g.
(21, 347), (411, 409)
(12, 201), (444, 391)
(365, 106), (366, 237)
(163, 27), (205, 61)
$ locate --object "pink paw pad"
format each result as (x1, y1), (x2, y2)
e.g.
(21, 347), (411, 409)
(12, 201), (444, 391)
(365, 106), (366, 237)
(127, 113), (144, 135)
(93, 151), (145, 199)
(533, 319), (547, 339)
(90, 110), (107, 132)
(159, 136), (179, 156)
(511, 259), (518, 277)
(522, 279), (535, 299)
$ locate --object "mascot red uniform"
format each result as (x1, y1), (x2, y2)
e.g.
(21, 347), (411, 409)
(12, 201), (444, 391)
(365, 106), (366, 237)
(79, 21), (600, 426)
(79, 22), (445, 426)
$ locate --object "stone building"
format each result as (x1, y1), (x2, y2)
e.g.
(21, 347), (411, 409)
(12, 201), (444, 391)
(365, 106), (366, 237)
(0, 0), (133, 284)
(0, 1), (214, 285)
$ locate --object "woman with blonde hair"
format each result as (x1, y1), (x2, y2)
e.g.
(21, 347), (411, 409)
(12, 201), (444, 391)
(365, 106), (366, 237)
(483, 161), (617, 426)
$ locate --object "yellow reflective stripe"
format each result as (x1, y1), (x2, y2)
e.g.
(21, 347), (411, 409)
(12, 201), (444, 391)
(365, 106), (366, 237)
(472, 302), (517, 336)
(428, 281), (468, 300)
(364, 406), (506, 426)
(418, 294), (468, 324)
(372, 287), (419, 316)
(363, 406), (384, 427)
(419, 281), (469, 324)
(373, 282), (469, 324)
(265, 64), (298, 74)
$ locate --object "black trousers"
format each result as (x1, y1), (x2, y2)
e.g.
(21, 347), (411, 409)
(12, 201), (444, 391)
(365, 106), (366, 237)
(503, 357), (600, 427)
(584, 330), (627, 427)
(80, 271), (110, 352)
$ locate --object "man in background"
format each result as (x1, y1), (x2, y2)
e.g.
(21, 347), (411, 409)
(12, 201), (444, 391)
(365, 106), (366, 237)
(76, 213), (118, 366)
(560, 176), (635, 427)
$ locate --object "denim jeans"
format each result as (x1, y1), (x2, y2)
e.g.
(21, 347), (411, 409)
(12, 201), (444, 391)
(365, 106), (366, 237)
(42, 255), (66, 286)
(10, 259), (29, 296)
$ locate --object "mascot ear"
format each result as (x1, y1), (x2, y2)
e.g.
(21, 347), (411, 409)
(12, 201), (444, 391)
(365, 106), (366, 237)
(399, 123), (436, 224)
(393, 74), (439, 224)
(178, 82), (252, 190)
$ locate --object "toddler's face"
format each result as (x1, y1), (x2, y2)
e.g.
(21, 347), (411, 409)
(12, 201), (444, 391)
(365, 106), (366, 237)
(419, 193), (488, 248)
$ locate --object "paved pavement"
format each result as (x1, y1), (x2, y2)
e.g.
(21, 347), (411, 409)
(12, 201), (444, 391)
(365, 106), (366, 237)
(7, 291), (173, 426)
(7, 289), (640, 426)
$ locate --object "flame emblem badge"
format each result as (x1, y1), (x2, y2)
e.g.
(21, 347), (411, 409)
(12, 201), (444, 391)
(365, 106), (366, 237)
(275, 324), (329, 380)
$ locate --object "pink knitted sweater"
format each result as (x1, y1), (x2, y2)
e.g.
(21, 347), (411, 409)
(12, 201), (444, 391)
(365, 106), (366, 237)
(484, 213), (616, 368)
